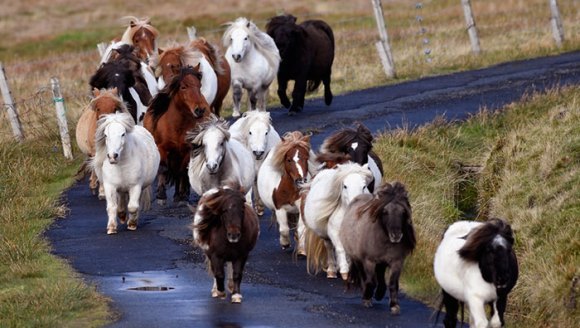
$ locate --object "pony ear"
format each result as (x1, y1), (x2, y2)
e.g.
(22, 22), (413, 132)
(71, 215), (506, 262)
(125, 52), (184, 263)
(302, 134), (311, 144)
(246, 22), (251, 28)
(130, 20), (137, 28)
(158, 48), (164, 55)
(111, 87), (118, 95)
(92, 88), (100, 97)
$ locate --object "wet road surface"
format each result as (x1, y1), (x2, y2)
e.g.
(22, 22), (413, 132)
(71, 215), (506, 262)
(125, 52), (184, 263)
(47, 51), (580, 327)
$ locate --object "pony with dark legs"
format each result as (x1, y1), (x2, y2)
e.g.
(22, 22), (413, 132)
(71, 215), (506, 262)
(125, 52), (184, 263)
(186, 115), (255, 204)
(266, 14), (334, 115)
(434, 218), (518, 328)
(223, 17), (280, 118)
(320, 122), (384, 192)
(340, 182), (416, 314)
(152, 39), (230, 116)
(143, 66), (211, 205)
(257, 131), (313, 251)
(76, 88), (129, 198)
(192, 185), (259, 303)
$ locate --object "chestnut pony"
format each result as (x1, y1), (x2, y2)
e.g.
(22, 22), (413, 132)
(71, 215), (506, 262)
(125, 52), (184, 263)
(143, 66), (211, 205)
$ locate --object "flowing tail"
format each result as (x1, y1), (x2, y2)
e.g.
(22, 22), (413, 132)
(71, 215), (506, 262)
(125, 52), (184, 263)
(304, 228), (328, 275)
(140, 185), (152, 211)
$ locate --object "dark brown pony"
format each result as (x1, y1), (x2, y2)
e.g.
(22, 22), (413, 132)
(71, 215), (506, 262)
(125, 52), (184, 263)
(143, 66), (211, 204)
(153, 39), (231, 116)
(340, 182), (416, 314)
(320, 122), (384, 192)
(315, 152), (351, 170)
(266, 14), (334, 115)
(192, 185), (259, 303)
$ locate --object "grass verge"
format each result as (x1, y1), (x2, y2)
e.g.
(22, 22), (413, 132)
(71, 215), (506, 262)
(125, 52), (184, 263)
(373, 86), (579, 326)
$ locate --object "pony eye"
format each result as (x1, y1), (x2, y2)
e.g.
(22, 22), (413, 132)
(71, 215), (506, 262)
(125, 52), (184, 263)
(249, 131), (252, 135)
(343, 185), (347, 189)
(265, 131), (268, 135)
(121, 133), (125, 137)
(244, 37), (248, 41)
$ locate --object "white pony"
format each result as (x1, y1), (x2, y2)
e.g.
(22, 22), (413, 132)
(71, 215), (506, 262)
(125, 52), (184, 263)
(434, 219), (519, 328)
(223, 17), (281, 117)
(229, 111), (281, 215)
(187, 115), (255, 203)
(302, 162), (374, 280)
(92, 112), (160, 234)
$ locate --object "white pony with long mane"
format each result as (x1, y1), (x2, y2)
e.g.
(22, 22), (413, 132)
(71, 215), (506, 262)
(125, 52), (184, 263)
(302, 162), (374, 280)
(187, 115), (255, 203)
(229, 111), (281, 215)
(92, 112), (160, 234)
(223, 17), (281, 117)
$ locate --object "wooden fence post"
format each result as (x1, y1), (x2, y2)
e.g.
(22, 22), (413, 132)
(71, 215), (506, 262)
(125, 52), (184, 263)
(50, 77), (73, 160)
(461, 0), (481, 55)
(549, 0), (565, 47)
(0, 62), (24, 142)
(371, 0), (396, 78)
(187, 26), (197, 41)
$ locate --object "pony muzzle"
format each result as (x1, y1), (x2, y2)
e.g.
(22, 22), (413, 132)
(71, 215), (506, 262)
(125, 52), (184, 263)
(206, 162), (219, 174)
(253, 150), (265, 160)
(192, 107), (206, 118)
(232, 54), (242, 63)
(388, 232), (403, 243)
(107, 153), (119, 164)
(227, 231), (241, 243)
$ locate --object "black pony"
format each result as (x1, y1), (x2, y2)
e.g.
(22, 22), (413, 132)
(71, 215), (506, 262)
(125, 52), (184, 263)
(266, 14), (334, 115)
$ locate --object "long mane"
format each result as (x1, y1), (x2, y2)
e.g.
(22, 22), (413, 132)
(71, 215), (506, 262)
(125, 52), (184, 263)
(152, 43), (203, 78)
(357, 182), (416, 249)
(320, 122), (373, 154)
(190, 38), (226, 76)
(459, 218), (514, 262)
(120, 16), (159, 45)
(194, 187), (245, 245)
(222, 17), (280, 70)
(186, 115), (230, 174)
(147, 66), (203, 124)
(92, 112), (135, 169)
(271, 131), (311, 172)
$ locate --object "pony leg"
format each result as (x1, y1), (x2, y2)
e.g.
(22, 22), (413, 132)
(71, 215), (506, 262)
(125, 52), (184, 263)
(323, 239), (338, 279)
(104, 184), (118, 234)
(466, 295), (489, 328)
(249, 89), (258, 111)
(327, 224), (349, 280)
(295, 214), (306, 256)
(277, 77), (291, 109)
(289, 77), (307, 114)
(89, 170), (99, 195)
(253, 180), (264, 216)
(495, 293), (509, 327)
(98, 181), (106, 200)
(275, 209), (291, 249)
(127, 185), (142, 231)
(374, 262), (388, 301)
(232, 81), (243, 118)
(256, 87), (268, 111)
(209, 255), (226, 299)
(442, 290), (459, 328)
(489, 301), (501, 328)
(117, 192), (128, 225)
(322, 73), (333, 106)
(230, 257), (248, 304)
(156, 163), (168, 205)
(387, 261), (402, 315)
(361, 260), (377, 308)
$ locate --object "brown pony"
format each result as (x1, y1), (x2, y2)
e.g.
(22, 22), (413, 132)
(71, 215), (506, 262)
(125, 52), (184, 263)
(143, 66), (211, 205)
(192, 185), (259, 303)
(340, 182), (416, 314)
(153, 39), (231, 116)
(76, 88), (128, 196)
(120, 16), (159, 62)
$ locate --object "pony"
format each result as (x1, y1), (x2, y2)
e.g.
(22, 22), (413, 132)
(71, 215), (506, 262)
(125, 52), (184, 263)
(186, 115), (255, 203)
(153, 39), (230, 117)
(340, 182), (416, 314)
(256, 131), (313, 250)
(301, 162), (374, 280)
(75, 88), (129, 198)
(434, 218), (519, 328)
(229, 111), (281, 215)
(223, 17), (281, 118)
(91, 112), (160, 234)
(192, 185), (259, 303)
(143, 66), (211, 205)
(266, 14), (334, 115)
(320, 122), (384, 192)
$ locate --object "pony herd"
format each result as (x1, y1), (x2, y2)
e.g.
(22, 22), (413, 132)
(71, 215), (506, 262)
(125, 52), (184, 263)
(75, 15), (519, 327)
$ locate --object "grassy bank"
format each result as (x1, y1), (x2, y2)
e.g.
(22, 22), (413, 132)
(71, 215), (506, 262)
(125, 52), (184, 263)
(373, 86), (579, 327)
(0, 133), (111, 326)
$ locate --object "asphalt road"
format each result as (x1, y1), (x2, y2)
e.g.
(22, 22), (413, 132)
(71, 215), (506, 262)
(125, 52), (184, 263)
(47, 51), (580, 328)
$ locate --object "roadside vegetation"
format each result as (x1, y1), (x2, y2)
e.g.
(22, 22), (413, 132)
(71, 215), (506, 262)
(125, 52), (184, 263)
(374, 86), (579, 327)
(0, 0), (578, 326)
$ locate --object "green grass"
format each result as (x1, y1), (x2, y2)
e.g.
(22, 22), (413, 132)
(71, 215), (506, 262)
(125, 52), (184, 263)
(373, 86), (580, 327)
(0, 138), (111, 327)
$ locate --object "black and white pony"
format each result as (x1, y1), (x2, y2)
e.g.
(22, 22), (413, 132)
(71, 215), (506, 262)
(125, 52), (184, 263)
(434, 218), (518, 328)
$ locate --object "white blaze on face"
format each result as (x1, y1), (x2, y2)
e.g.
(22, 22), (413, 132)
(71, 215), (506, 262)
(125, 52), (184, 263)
(350, 142), (359, 151)
(293, 150), (304, 178)
(230, 29), (249, 61)
(492, 234), (508, 248)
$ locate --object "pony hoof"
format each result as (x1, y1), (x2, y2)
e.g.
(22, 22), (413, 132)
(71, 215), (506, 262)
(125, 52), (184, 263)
(340, 272), (349, 281)
(231, 293), (243, 304)
(362, 299), (373, 308)
(326, 271), (338, 279)
(296, 248), (307, 257)
(212, 290), (226, 299)
(107, 228), (117, 235)
(98, 194), (106, 201)
(288, 110), (297, 116)
(91, 188), (98, 196)
(127, 222), (137, 231)
(281, 244), (291, 250)
(390, 305), (400, 315)
(157, 199), (166, 206)
(232, 112), (241, 118)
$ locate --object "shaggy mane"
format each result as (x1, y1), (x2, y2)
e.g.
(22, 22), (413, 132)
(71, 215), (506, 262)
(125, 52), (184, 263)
(459, 218), (514, 262)
(190, 38), (226, 76)
(223, 17), (280, 70)
(120, 16), (159, 44)
(194, 187), (245, 244)
(320, 122), (373, 154)
(186, 114), (230, 175)
(92, 112), (135, 170)
(271, 131), (311, 172)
